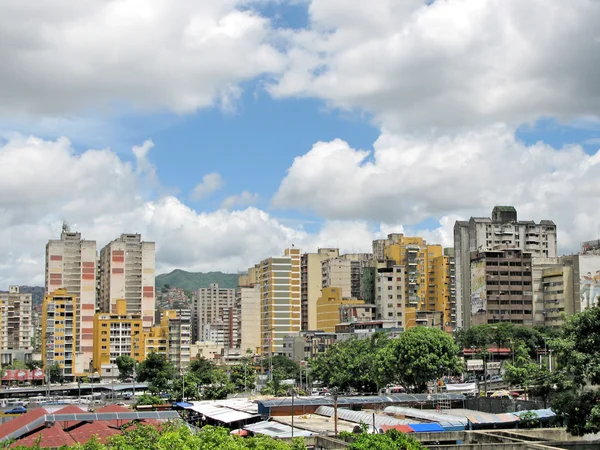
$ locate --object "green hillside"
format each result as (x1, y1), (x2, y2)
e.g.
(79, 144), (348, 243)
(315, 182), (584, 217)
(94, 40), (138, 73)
(155, 269), (239, 291)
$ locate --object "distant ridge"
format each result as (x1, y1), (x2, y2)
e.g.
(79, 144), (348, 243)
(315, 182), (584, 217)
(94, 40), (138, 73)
(155, 269), (239, 291)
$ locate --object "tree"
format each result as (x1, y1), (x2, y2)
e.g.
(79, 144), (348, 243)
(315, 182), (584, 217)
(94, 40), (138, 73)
(25, 360), (43, 370)
(48, 362), (64, 384)
(263, 355), (301, 381)
(552, 389), (600, 436)
(378, 327), (462, 393)
(347, 429), (425, 450)
(554, 306), (600, 387)
(134, 393), (164, 407)
(230, 364), (257, 392)
(115, 355), (136, 382)
(310, 332), (389, 393)
(136, 351), (175, 393)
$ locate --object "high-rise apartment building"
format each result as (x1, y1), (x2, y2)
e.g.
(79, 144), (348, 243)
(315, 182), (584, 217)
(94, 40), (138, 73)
(99, 234), (155, 329)
(260, 248), (301, 356)
(144, 309), (191, 373)
(301, 248), (339, 331)
(0, 286), (33, 351)
(192, 283), (235, 343)
(92, 299), (145, 378)
(470, 248), (533, 326)
(45, 226), (96, 374)
(321, 258), (353, 299)
(236, 284), (261, 354)
(431, 249), (457, 332)
(42, 289), (78, 380)
(454, 206), (557, 329)
(316, 287), (364, 332)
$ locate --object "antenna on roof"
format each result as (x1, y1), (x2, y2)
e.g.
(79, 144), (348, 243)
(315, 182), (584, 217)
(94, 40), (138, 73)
(62, 221), (70, 233)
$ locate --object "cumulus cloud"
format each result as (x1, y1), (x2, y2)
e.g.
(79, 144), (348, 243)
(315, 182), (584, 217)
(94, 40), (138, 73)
(0, 0), (285, 116)
(273, 125), (600, 252)
(0, 135), (391, 287)
(190, 173), (224, 201)
(271, 0), (600, 132)
(221, 191), (260, 209)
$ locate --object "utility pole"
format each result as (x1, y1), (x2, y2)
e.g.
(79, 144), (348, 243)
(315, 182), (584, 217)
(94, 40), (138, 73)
(332, 387), (339, 438)
(291, 387), (295, 438)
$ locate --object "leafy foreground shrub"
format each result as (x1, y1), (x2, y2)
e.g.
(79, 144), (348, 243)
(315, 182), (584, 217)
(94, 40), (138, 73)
(7, 423), (307, 450)
(347, 429), (427, 450)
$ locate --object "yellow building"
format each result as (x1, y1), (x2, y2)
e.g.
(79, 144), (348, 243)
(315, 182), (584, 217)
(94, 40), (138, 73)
(92, 299), (145, 376)
(259, 248), (301, 356)
(316, 287), (364, 332)
(42, 289), (79, 380)
(431, 250), (456, 333)
(144, 309), (191, 372)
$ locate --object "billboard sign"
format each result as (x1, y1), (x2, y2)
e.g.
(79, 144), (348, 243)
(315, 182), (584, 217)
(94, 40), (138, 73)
(580, 255), (600, 310)
(471, 259), (487, 315)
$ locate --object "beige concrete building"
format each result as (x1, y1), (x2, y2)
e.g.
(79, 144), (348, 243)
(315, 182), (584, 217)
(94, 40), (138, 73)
(0, 286), (33, 351)
(321, 258), (353, 298)
(301, 248), (339, 331)
(99, 234), (155, 328)
(192, 283), (235, 343)
(236, 284), (261, 354)
(316, 287), (364, 333)
(45, 226), (97, 374)
(454, 206), (557, 329)
(259, 248), (301, 356)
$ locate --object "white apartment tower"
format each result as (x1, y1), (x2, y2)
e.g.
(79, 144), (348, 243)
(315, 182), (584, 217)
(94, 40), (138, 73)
(236, 284), (261, 354)
(192, 283), (236, 343)
(454, 206), (557, 329)
(0, 286), (33, 351)
(99, 234), (156, 329)
(45, 226), (97, 373)
(301, 248), (339, 331)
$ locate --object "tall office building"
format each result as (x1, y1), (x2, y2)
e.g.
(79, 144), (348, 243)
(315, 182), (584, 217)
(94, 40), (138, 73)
(260, 248), (301, 356)
(192, 283), (235, 343)
(301, 248), (339, 331)
(454, 206), (557, 329)
(45, 226), (97, 374)
(99, 234), (155, 328)
(0, 286), (33, 351)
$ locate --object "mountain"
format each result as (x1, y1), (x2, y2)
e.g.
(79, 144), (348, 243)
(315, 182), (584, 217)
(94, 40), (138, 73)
(155, 269), (239, 291)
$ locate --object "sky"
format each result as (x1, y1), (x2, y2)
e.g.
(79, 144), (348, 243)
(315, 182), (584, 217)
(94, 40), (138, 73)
(1, 0), (600, 287)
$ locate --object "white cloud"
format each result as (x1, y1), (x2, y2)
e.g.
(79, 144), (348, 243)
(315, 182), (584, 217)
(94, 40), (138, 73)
(0, 0), (285, 117)
(271, 0), (600, 132)
(221, 191), (260, 209)
(273, 125), (600, 253)
(190, 173), (224, 201)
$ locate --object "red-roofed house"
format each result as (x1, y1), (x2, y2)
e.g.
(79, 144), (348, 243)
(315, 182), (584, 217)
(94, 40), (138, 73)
(0, 408), (48, 440)
(95, 404), (130, 427)
(68, 421), (121, 444)
(10, 423), (75, 449)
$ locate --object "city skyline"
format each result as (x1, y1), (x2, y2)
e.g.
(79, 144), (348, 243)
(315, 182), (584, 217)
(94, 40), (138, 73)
(2, 0), (600, 287)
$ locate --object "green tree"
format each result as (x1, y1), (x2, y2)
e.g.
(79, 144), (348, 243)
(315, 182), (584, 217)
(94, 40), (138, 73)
(379, 327), (461, 393)
(347, 429), (425, 450)
(554, 306), (600, 387)
(48, 362), (64, 384)
(133, 393), (164, 407)
(230, 364), (257, 392)
(136, 351), (175, 393)
(115, 355), (136, 382)
(25, 360), (43, 370)
(552, 389), (600, 436)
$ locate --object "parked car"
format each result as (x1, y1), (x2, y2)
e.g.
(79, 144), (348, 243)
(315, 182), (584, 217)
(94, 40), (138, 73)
(5, 406), (27, 415)
(489, 375), (503, 382)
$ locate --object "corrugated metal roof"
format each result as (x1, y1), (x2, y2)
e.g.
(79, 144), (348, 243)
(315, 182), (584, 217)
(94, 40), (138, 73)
(514, 409), (556, 420)
(315, 406), (420, 428)
(380, 424), (413, 433)
(186, 402), (259, 424)
(409, 423), (445, 433)
(244, 420), (313, 438)
(259, 393), (464, 408)
(445, 409), (519, 425)
(383, 406), (467, 428)
(0, 408), (48, 439)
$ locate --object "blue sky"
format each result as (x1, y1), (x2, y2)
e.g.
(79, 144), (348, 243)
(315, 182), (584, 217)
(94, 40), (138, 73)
(1, 0), (599, 285)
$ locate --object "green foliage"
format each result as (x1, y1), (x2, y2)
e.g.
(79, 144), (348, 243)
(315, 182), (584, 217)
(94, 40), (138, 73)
(378, 327), (461, 393)
(25, 360), (43, 370)
(116, 355), (136, 382)
(347, 429), (426, 450)
(48, 362), (64, 383)
(552, 389), (600, 436)
(554, 306), (600, 387)
(263, 356), (301, 382)
(518, 411), (539, 429)
(136, 352), (175, 393)
(310, 332), (389, 392)
(170, 357), (235, 401)
(155, 269), (238, 291)
(230, 364), (257, 392)
(134, 393), (165, 407)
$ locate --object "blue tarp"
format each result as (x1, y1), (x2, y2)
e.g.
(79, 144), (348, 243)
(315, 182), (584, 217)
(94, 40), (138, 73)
(173, 402), (193, 409)
(409, 423), (445, 433)
(514, 409), (556, 420)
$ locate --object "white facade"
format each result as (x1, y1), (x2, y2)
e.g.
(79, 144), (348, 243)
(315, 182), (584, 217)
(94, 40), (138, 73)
(193, 283), (235, 343)
(0, 286), (33, 351)
(99, 234), (156, 328)
(168, 309), (191, 372)
(375, 266), (407, 329)
(322, 258), (353, 298)
(45, 228), (97, 372)
(301, 248), (339, 331)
